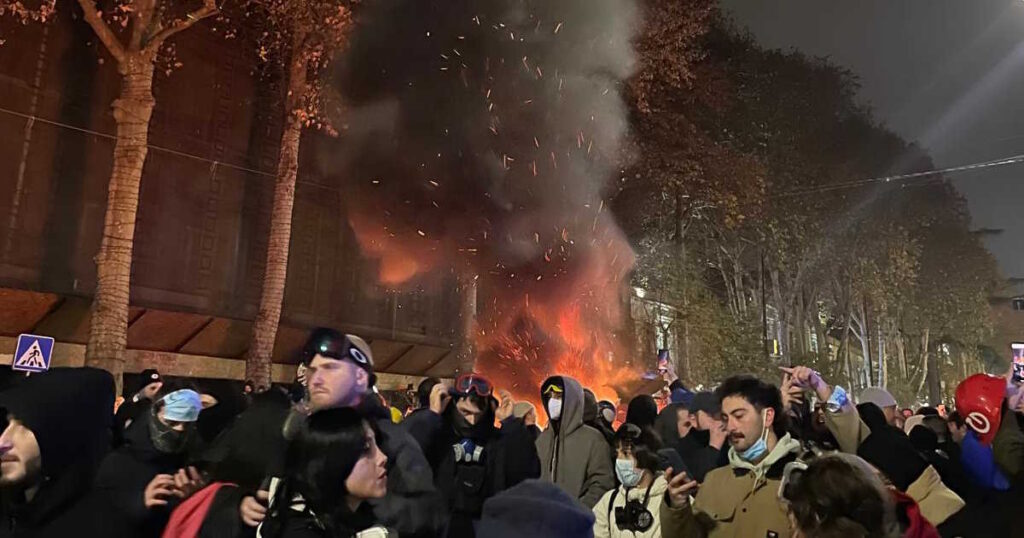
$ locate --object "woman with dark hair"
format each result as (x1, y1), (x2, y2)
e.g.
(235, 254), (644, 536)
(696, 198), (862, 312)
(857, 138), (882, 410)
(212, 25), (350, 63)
(261, 408), (389, 538)
(782, 453), (902, 538)
(593, 424), (668, 538)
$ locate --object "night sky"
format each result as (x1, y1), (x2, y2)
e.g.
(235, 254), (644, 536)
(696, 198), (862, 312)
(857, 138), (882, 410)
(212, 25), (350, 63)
(722, 0), (1024, 279)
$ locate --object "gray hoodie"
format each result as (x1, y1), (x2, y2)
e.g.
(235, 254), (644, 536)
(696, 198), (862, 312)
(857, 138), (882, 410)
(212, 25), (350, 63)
(535, 375), (615, 507)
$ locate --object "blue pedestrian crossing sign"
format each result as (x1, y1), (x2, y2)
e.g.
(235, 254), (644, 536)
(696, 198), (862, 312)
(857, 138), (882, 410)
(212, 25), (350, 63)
(11, 334), (53, 373)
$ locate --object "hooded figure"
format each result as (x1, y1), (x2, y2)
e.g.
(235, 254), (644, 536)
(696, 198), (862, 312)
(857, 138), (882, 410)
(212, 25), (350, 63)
(582, 388), (614, 449)
(625, 395), (658, 432)
(402, 373), (539, 537)
(0, 367), (115, 538)
(536, 376), (614, 507)
(90, 388), (205, 538)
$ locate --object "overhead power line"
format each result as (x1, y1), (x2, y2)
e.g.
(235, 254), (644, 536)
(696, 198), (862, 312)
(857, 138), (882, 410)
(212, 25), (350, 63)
(773, 153), (1024, 198)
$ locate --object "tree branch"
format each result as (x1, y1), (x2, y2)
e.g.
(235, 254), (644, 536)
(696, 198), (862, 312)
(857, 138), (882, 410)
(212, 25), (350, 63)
(76, 0), (126, 64)
(145, 0), (218, 51)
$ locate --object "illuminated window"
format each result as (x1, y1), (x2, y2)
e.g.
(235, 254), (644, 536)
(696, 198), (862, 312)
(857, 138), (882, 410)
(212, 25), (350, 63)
(1013, 297), (1024, 312)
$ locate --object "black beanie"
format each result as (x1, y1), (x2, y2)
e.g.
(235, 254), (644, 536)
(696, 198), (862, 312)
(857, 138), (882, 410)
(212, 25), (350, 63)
(0, 367), (114, 478)
(626, 395), (658, 431)
(475, 479), (595, 538)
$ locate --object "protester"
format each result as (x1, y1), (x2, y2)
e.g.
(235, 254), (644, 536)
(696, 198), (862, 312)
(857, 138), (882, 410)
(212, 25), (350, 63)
(259, 408), (389, 538)
(661, 375), (801, 537)
(954, 374), (1012, 491)
(678, 392), (728, 482)
(625, 395), (659, 433)
(860, 386), (900, 427)
(583, 388), (616, 449)
(993, 378), (1024, 483)
(593, 424), (667, 538)
(536, 375), (614, 507)
(597, 400), (617, 430)
(89, 385), (206, 537)
(408, 378), (440, 419)
(475, 479), (596, 538)
(781, 453), (903, 538)
(512, 401), (541, 440)
(237, 328), (445, 538)
(0, 367), (115, 537)
(403, 372), (539, 537)
(114, 368), (164, 445)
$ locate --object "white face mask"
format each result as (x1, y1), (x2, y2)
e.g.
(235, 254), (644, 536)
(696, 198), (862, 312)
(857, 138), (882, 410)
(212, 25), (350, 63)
(601, 408), (615, 424)
(548, 398), (563, 421)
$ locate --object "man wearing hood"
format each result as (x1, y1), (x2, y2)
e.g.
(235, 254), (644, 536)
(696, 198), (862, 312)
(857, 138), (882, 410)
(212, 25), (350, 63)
(536, 376), (614, 507)
(91, 385), (206, 537)
(583, 388), (615, 450)
(0, 367), (114, 537)
(237, 328), (446, 538)
(403, 373), (539, 536)
(661, 375), (801, 537)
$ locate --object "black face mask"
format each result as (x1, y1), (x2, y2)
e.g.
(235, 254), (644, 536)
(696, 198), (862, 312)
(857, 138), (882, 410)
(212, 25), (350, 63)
(688, 428), (711, 447)
(450, 397), (495, 441)
(149, 410), (191, 454)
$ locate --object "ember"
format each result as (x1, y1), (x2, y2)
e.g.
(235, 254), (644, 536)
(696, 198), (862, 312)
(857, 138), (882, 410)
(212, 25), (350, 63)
(322, 0), (643, 410)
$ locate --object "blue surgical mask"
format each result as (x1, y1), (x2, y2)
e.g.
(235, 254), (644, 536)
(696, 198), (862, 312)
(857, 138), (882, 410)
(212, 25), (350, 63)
(615, 459), (642, 488)
(738, 409), (771, 462)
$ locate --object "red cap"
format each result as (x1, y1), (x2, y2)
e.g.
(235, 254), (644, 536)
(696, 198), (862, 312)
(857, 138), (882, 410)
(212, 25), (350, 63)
(954, 374), (1006, 445)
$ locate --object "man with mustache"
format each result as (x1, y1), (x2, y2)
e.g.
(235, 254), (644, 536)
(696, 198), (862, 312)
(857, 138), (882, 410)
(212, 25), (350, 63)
(0, 367), (115, 537)
(661, 375), (801, 538)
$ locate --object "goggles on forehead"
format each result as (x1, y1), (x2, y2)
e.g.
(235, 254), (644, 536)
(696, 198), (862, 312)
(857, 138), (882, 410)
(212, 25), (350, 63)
(454, 373), (494, 397)
(302, 330), (371, 367)
(543, 384), (564, 396)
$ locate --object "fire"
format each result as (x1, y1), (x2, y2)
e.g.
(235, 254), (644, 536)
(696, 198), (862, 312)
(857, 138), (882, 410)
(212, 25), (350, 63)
(472, 220), (642, 426)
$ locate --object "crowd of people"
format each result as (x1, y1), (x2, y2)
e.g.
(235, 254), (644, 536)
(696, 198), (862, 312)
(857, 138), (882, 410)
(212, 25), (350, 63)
(0, 327), (1022, 537)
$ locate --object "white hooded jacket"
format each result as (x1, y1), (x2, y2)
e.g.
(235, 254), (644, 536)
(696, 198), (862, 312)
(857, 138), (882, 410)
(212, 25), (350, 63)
(593, 474), (668, 538)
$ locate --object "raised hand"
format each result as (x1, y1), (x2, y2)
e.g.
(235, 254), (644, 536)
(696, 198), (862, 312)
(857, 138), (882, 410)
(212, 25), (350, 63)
(664, 467), (699, 508)
(430, 382), (451, 415)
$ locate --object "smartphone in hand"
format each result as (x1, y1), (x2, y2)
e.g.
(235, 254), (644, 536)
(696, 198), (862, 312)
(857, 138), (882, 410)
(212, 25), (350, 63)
(1012, 342), (1024, 384)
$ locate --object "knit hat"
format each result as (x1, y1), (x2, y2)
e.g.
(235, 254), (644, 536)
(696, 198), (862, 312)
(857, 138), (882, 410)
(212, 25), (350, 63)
(0, 367), (114, 478)
(512, 402), (536, 420)
(625, 395), (658, 430)
(859, 387), (898, 409)
(688, 391), (721, 416)
(475, 479), (595, 538)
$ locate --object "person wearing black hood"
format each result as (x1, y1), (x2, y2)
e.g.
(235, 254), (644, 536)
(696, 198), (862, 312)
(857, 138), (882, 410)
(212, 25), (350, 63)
(403, 373), (539, 537)
(113, 368), (163, 447)
(583, 388), (615, 451)
(89, 384), (207, 537)
(625, 395), (658, 433)
(0, 367), (114, 538)
(236, 328), (446, 538)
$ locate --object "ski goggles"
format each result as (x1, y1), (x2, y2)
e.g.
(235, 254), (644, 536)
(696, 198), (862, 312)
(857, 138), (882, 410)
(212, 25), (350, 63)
(542, 383), (564, 396)
(301, 329), (372, 368)
(454, 373), (494, 397)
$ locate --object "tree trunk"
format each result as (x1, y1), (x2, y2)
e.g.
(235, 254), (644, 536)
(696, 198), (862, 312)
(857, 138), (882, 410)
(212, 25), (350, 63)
(456, 273), (478, 374)
(916, 328), (930, 398)
(245, 45), (308, 389)
(85, 57), (156, 393)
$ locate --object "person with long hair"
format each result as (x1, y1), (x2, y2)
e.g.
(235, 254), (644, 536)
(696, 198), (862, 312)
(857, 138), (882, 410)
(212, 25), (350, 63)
(261, 408), (389, 538)
(781, 454), (902, 538)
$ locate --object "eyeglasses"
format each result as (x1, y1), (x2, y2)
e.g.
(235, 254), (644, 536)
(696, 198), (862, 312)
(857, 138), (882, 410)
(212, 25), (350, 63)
(778, 460), (808, 504)
(302, 330), (370, 367)
(454, 373), (494, 397)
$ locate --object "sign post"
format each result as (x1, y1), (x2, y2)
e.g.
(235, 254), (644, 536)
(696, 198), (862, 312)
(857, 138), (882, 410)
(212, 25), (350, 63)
(11, 334), (54, 374)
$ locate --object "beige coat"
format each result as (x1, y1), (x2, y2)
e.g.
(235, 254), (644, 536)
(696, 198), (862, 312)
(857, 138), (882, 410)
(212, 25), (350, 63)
(659, 435), (801, 538)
